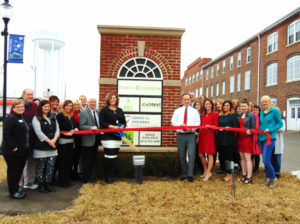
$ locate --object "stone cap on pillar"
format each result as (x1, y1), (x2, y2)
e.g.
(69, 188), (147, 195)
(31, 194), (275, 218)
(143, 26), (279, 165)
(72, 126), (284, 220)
(97, 25), (185, 37)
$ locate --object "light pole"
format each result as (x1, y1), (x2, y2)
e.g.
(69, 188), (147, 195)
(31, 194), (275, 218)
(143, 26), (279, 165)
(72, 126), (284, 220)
(0, 0), (13, 121)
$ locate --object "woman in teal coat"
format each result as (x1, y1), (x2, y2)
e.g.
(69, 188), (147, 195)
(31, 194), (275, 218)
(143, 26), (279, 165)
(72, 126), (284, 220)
(258, 95), (283, 188)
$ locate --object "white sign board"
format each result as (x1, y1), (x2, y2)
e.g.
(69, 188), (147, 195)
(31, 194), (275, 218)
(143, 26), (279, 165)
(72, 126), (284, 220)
(119, 97), (140, 112)
(140, 98), (162, 113)
(118, 80), (162, 96)
(125, 114), (161, 128)
(140, 131), (161, 146)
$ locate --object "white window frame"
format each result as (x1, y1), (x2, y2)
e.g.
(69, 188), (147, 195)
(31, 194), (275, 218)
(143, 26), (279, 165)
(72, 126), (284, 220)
(267, 32), (278, 53)
(287, 20), (300, 45)
(271, 98), (278, 107)
(216, 64), (219, 76)
(200, 70), (203, 79)
(199, 87), (203, 96)
(230, 75), (235, 93)
(222, 60), (226, 73)
(206, 87), (209, 97)
(206, 70), (209, 80)
(237, 73), (241, 92)
(216, 83), (219, 96)
(246, 47), (251, 64)
(230, 56), (234, 70)
(195, 89), (198, 98)
(189, 76), (191, 84)
(211, 67), (214, 78)
(266, 63), (278, 86)
(222, 81), (225, 95)
(237, 52), (241, 67)
(211, 85), (214, 97)
(185, 78), (188, 86)
(192, 74), (195, 83)
(244, 70), (251, 90)
(287, 55), (300, 82)
(196, 72), (199, 81)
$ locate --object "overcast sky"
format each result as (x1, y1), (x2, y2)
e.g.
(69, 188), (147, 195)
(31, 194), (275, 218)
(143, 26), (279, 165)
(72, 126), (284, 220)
(0, 0), (299, 100)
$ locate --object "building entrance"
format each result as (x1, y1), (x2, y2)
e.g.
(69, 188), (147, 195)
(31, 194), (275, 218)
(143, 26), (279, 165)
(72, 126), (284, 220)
(287, 98), (300, 131)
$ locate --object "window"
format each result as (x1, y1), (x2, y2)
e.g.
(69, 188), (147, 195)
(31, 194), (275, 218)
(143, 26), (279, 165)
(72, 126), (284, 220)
(222, 81), (225, 95)
(206, 87), (209, 97)
(237, 52), (241, 67)
(192, 74), (195, 83)
(230, 76), (235, 93)
(196, 72), (199, 81)
(237, 73), (241, 92)
(267, 32), (278, 53)
(266, 63), (278, 86)
(287, 55), (300, 81)
(199, 87), (203, 96)
(247, 47), (251, 63)
(211, 85), (214, 97)
(230, 56), (234, 70)
(189, 76), (191, 84)
(223, 60), (226, 73)
(216, 64), (219, 75)
(206, 70), (209, 80)
(216, 83), (219, 96)
(245, 70), (251, 90)
(195, 89), (198, 98)
(118, 57), (163, 79)
(200, 70), (203, 79)
(211, 67), (214, 78)
(287, 20), (300, 45)
(271, 98), (278, 107)
(185, 78), (188, 86)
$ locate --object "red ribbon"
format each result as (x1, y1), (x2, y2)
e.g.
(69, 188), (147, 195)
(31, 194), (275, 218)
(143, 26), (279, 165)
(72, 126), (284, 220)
(61, 125), (271, 145)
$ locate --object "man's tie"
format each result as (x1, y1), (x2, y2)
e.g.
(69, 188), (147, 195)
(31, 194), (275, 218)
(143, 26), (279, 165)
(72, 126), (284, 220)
(93, 110), (98, 127)
(184, 107), (188, 125)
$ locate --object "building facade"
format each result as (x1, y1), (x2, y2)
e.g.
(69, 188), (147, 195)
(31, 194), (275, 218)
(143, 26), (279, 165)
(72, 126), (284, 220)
(98, 25), (185, 150)
(182, 7), (300, 130)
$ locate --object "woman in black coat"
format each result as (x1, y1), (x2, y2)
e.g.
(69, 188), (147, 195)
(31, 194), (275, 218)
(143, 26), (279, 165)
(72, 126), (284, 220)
(100, 92), (126, 184)
(2, 99), (31, 199)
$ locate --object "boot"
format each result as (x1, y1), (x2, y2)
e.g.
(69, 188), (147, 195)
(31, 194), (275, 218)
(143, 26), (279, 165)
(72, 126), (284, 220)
(260, 178), (271, 186)
(269, 178), (277, 188)
(45, 183), (56, 192)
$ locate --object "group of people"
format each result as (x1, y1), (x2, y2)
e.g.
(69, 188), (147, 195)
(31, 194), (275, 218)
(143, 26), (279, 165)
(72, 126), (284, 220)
(2, 89), (125, 199)
(172, 92), (284, 188)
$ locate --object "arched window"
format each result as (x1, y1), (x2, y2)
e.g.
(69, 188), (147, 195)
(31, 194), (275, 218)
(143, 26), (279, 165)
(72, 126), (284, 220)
(287, 20), (300, 45)
(118, 57), (163, 79)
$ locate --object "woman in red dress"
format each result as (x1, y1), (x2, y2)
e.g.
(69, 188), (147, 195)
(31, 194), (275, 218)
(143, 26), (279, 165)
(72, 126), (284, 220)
(237, 99), (256, 184)
(198, 99), (218, 181)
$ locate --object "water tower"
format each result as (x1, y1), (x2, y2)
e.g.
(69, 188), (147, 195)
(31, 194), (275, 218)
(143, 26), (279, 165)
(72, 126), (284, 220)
(33, 29), (65, 100)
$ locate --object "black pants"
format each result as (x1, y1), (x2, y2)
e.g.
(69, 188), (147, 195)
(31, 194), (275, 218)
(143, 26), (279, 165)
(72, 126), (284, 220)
(216, 145), (226, 172)
(82, 144), (98, 181)
(3, 154), (27, 195)
(218, 145), (234, 174)
(57, 143), (73, 185)
(194, 144), (204, 174)
(71, 137), (82, 178)
(252, 155), (260, 172)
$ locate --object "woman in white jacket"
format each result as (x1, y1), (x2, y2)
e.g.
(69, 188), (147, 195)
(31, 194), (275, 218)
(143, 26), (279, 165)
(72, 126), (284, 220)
(272, 112), (285, 179)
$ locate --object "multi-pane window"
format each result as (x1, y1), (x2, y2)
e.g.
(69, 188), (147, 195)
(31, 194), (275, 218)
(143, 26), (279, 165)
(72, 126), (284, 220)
(223, 60), (226, 73)
(216, 64), (219, 75)
(222, 81), (225, 95)
(199, 87), (203, 96)
(211, 67), (214, 78)
(287, 20), (300, 45)
(192, 74), (195, 83)
(206, 70), (209, 80)
(237, 52), (241, 67)
(287, 55), (300, 81)
(189, 76), (191, 84)
(245, 70), (251, 90)
(271, 98), (278, 107)
(200, 70), (203, 79)
(211, 85), (214, 97)
(267, 32), (278, 53)
(185, 78), (188, 86)
(230, 76), (235, 93)
(266, 63), (278, 86)
(230, 56), (234, 70)
(247, 47), (251, 63)
(237, 73), (241, 92)
(216, 83), (219, 96)
(195, 89), (198, 98)
(196, 72), (199, 81)
(206, 87), (209, 97)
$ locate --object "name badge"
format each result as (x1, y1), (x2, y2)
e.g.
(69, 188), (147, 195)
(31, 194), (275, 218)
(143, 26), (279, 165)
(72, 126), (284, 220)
(19, 120), (23, 123)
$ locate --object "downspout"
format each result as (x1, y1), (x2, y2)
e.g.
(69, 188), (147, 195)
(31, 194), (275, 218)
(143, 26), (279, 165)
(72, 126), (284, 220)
(257, 34), (261, 105)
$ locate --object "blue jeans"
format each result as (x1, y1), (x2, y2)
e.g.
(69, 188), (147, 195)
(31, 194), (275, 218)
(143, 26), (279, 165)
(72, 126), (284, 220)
(259, 140), (276, 179)
(177, 133), (196, 177)
(271, 153), (282, 175)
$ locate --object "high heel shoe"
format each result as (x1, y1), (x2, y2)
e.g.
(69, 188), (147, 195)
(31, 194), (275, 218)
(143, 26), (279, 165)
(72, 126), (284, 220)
(243, 177), (252, 184)
(203, 173), (212, 181)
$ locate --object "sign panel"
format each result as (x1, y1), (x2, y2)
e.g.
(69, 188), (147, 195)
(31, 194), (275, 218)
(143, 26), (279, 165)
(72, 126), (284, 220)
(140, 131), (161, 146)
(118, 80), (162, 96)
(122, 131), (139, 145)
(125, 114), (161, 128)
(8, 34), (25, 63)
(119, 97), (140, 112)
(140, 98), (162, 113)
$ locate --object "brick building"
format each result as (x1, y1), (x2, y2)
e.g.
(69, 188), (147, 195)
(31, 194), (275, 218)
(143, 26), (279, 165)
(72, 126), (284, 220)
(182, 7), (300, 130)
(97, 25), (185, 150)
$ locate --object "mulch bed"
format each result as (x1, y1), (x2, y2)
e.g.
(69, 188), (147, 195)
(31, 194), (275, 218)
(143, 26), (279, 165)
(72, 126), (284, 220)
(0, 156), (299, 223)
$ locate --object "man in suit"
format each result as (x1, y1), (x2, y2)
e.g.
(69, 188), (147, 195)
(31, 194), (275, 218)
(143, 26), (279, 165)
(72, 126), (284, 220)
(79, 98), (100, 183)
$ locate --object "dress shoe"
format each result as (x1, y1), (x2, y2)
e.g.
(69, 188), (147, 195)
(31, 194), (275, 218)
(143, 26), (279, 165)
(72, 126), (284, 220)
(203, 173), (212, 181)
(10, 190), (26, 199)
(180, 176), (188, 181)
(45, 183), (56, 192)
(38, 184), (48, 193)
(188, 177), (193, 182)
(105, 177), (113, 184)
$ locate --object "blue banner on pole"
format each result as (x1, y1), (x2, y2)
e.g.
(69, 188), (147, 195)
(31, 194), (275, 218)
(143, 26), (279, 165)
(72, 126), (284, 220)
(8, 34), (25, 63)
